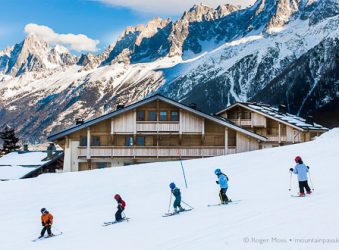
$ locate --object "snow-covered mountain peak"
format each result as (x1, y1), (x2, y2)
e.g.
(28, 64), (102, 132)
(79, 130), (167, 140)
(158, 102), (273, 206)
(0, 33), (77, 76)
(215, 4), (241, 18)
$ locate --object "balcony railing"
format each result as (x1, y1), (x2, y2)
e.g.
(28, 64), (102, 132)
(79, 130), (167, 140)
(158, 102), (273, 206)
(78, 146), (228, 158)
(230, 119), (252, 126)
(136, 122), (179, 132)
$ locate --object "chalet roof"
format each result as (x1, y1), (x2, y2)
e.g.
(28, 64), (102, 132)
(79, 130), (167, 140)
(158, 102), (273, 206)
(217, 102), (328, 132)
(48, 94), (267, 141)
(0, 151), (62, 180)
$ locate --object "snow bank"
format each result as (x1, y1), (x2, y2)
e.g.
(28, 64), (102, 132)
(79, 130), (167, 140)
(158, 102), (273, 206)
(0, 129), (339, 250)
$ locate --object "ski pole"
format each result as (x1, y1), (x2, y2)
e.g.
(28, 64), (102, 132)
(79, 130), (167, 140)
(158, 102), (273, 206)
(308, 172), (315, 191)
(52, 226), (63, 234)
(181, 200), (194, 209)
(122, 211), (128, 220)
(167, 192), (172, 213)
(289, 171), (292, 191)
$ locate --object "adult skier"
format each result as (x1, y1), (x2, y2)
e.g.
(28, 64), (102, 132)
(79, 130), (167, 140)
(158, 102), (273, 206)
(290, 156), (312, 197)
(215, 169), (230, 204)
(169, 182), (184, 213)
(39, 208), (54, 238)
(114, 194), (126, 222)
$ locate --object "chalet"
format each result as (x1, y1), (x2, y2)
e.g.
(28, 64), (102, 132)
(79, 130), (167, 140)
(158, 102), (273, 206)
(217, 102), (328, 148)
(47, 95), (267, 172)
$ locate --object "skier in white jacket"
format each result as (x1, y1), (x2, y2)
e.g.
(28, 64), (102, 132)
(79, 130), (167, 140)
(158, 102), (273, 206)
(290, 156), (312, 197)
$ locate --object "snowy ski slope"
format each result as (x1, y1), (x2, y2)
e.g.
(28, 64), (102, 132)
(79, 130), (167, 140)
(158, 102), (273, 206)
(1, 129), (339, 250)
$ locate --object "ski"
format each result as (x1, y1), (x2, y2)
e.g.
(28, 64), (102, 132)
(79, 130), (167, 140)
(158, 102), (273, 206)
(32, 232), (63, 242)
(162, 208), (193, 217)
(102, 218), (130, 226)
(207, 200), (240, 207)
(291, 195), (310, 198)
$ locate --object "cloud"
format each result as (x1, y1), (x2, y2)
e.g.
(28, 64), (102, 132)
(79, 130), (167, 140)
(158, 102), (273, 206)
(24, 23), (99, 52)
(97, 0), (256, 14)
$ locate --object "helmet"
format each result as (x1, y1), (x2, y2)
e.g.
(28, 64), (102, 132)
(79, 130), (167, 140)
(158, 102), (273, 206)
(41, 208), (47, 214)
(169, 182), (176, 189)
(295, 156), (302, 163)
(114, 194), (121, 200)
(214, 169), (221, 175)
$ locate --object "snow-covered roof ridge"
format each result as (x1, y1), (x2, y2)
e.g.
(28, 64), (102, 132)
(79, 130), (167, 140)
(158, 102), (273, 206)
(0, 150), (63, 180)
(228, 102), (328, 131)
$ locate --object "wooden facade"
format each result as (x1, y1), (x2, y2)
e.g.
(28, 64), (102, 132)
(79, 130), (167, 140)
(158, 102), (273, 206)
(49, 96), (266, 172)
(217, 103), (328, 148)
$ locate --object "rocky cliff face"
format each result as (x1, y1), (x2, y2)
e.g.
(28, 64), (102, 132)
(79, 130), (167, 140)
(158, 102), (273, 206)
(0, 34), (76, 77)
(0, 0), (338, 142)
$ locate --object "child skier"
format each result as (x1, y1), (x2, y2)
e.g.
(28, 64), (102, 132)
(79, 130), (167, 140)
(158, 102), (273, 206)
(290, 156), (312, 197)
(114, 194), (126, 222)
(39, 208), (54, 238)
(215, 169), (230, 204)
(169, 182), (184, 213)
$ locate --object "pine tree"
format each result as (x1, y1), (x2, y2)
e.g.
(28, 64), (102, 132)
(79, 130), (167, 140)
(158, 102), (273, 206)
(0, 125), (20, 155)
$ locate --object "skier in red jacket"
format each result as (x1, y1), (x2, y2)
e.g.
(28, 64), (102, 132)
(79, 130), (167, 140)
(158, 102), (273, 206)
(114, 194), (126, 222)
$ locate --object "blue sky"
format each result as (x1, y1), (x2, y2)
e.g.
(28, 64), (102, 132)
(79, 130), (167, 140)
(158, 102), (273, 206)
(0, 0), (254, 53)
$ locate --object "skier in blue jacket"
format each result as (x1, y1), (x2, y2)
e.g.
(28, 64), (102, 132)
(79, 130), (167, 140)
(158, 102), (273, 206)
(215, 169), (230, 204)
(290, 156), (312, 197)
(169, 182), (184, 213)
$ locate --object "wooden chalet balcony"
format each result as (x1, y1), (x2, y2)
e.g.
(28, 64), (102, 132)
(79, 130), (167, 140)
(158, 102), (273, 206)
(230, 119), (252, 126)
(136, 121), (179, 132)
(266, 135), (303, 143)
(266, 135), (288, 142)
(78, 146), (227, 158)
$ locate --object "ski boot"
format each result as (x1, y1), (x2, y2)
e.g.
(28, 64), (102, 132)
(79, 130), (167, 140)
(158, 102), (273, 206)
(299, 192), (305, 197)
(307, 191), (312, 195)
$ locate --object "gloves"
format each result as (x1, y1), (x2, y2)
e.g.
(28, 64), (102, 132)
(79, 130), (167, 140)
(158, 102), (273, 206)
(307, 166), (310, 169)
(216, 181), (219, 184)
(42, 223), (45, 227)
(289, 168), (293, 172)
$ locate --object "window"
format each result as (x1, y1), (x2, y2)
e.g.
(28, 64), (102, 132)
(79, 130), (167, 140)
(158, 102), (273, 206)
(136, 136), (145, 146)
(160, 111), (167, 121)
(125, 136), (134, 146)
(148, 111), (157, 121)
(80, 136), (87, 146)
(137, 110), (145, 121)
(97, 162), (108, 169)
(170, 111), (179, 121)
(242, 112), (251, 119)
(92, 136), (101, 146)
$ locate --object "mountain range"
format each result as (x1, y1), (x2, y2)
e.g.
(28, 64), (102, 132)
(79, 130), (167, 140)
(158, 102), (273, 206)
(0, 0), (338, 143)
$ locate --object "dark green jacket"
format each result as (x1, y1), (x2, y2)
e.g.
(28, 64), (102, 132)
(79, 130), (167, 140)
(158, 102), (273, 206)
(171, 187), (181, 199)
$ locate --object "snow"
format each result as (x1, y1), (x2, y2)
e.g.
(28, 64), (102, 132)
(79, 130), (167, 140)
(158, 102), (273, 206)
(0, 165), (37, 180)
(0, 151), (47, 166)
(0, 151), (48, 180)
(1, 129), (339, 249)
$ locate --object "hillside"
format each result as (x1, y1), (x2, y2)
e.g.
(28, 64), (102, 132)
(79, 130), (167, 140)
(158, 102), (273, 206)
(1, 129), (339, 250)
(0, 0), (338, 142)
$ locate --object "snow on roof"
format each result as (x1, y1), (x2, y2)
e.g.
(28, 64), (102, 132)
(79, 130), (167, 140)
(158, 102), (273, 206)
(244, 103), (328, 131)
(0, 151), (48, 180)
(0, 166), (38, 180)
(0, 151), (48, 166)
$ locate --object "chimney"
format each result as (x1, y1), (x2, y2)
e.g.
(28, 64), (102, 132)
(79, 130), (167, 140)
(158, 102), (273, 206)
(117, 104), (125, 110)
(305, 116), (314, 125)
(75, 118), (84, 125)
(47, 143), (56, 159)
(189, 103), (197, 110)
(23, 144), (29, 152)
(278, 104), (287, 114)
